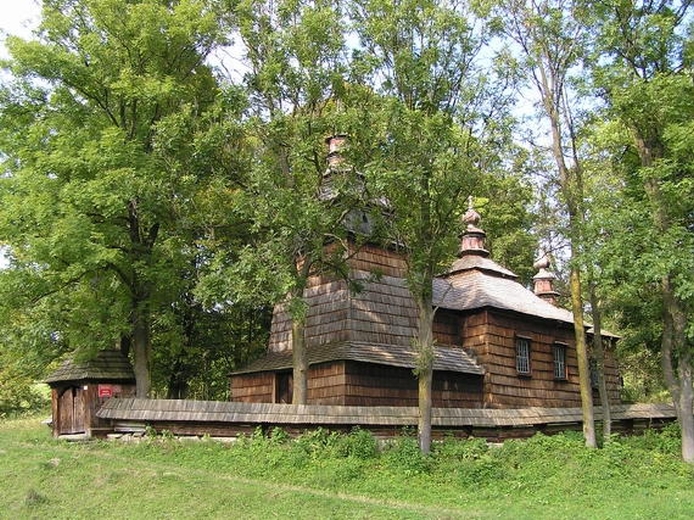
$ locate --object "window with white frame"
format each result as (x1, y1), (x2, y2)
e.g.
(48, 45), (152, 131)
(515, 337), (531, 375)
(553, 343), (567, 380)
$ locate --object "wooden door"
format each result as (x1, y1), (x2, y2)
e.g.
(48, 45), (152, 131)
(57, 387), (85, 434)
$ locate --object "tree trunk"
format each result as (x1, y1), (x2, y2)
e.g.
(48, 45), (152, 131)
(635, 133), (694, 462)
(132, 306), (151, 398)
(166, 358), (189, 400)
(292, 314), (308, 405)
(416, 296), (435, 454)
(537, 61), (597, 448)
(289, 263), (310, 405)
(660, 275), (694, 462)
(126, 199), (157, 399)
(589, 283), (611, 441)
(570, 266), (597, 448)
(678, 355), (694, 463)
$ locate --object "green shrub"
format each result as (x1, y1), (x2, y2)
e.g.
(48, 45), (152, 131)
(457, 453), (505, 487)
(382, 435), (431, 476)
(268, 426), (290, 444)
(433, 436), (489, 462)
(432, 437), (504, 487)
(294, 427), (339, 457)
(626, 423), (681, 454)
(335, 427), (378, 460)
(0, 380), (50, 419)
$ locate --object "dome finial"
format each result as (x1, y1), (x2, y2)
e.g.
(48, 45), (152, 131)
(458, 195), (488, 258)
(533, 249), (560, 305)
(462, 196), (482, 230)
(533, 249), (551, 271)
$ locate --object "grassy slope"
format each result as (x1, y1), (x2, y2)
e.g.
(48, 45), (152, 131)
(1, 417), (693, 519)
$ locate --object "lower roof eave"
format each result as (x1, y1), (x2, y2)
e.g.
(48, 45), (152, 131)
(231, 341), (484, 377)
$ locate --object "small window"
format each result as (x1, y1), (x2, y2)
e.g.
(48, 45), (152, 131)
(589, 358), (600, 389)
(516, 337), (531, 375)
(553, 344), (567, 380)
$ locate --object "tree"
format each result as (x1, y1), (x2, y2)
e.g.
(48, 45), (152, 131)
(0, 0), (230, 397)
(585, 0), (694, 461)
(201, 0), (356, 404)
(347, 0), (515, 452)
(496, 0), (601, 447)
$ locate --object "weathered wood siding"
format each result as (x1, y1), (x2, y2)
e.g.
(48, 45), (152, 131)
(231, 360), (483, 408)
(51, 382), (135, 437)
(230, 372), (274, 403)
(231, 363), (347, 405)
(244, 237), (624, 411)
(468, 310), (579, 408)
(349, 243), (408, 278)
(267, 245), (415, 353)
(307, 362), (348, 405)
(339, 361), (484, 408)
(268, 276), (352, 353)
(432, 309), (460, 346)
(349, 273), (418, 346)
(99, 399), (675, 441)
(461, 310), (621, 408)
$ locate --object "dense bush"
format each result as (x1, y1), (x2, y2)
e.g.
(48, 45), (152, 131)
(0, 377), (50, 419)
(131, 423), (694, 502)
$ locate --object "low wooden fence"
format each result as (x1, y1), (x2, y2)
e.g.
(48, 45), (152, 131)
(96, 399), (678, 440)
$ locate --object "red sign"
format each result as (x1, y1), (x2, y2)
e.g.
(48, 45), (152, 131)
(98, 385), (113, 398)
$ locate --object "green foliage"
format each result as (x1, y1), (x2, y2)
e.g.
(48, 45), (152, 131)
(382, 435), (432, 476)
(335, 427), (378, 459)
(347, 0), (521, 287)
(294, 427), (340, 457)
(345, 0), (526, 451)
(0, 0), (246, 397)
(581, 1), (694, 431)
(0, 378), (50, 418)
(431, 436), (507, 487)
(3, 419), (694, 518)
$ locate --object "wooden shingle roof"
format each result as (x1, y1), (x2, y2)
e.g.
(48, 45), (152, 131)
(433, 268), (575, 324)
(445, 254), (518, 279)
(233, 341), (484, 376)
(97, 399), (675, 428)
(433, 199), (577, 325)
(45, 350), (135, 385)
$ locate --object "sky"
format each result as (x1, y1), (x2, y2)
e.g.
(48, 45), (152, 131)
(0, 1), (244, 79)
(0, 0), (41, 58)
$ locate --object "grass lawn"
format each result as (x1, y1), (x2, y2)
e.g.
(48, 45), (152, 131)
(1, 416), (694, 519)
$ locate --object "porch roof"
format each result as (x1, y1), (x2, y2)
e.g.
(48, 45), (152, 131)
(45, 350), (135, 385)
(232, 341), (484, 376)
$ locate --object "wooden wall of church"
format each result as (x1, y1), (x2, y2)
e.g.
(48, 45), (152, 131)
(343, 362), (483, 407)
(230, 372), (275, 403)
(267, 244), (414, 354)
(230, 360), (484, 408)
(460, 310), (622, 409)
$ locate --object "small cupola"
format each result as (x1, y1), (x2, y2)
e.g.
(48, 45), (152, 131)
(326, 134), (348, 169)
(458, 196), (489, 258)
(533, 251), (560, 306)
(320, 134), (349, 201)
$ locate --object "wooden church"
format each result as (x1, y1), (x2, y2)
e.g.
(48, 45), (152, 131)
(229, 139), (622, 409)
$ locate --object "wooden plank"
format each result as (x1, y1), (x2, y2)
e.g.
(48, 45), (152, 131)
(97, 399), (680, 438)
